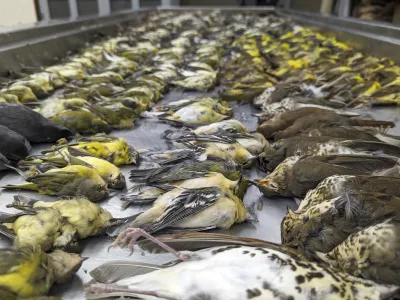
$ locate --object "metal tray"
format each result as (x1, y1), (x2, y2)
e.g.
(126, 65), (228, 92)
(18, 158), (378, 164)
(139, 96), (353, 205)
(1, 8), (400, 299)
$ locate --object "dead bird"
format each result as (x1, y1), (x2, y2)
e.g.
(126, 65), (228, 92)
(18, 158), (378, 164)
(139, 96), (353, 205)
(281, 191), (400, 258)
(316, 219), (400, 286)
(109, 186), (251, 241)
(0, 124), (31, 167)
(306, 125), (400, 147)
(258, 136), (400, 172)
(0, 103), (74, 143)
(255, 154), (398, 198)
(87, 229), (399, 300)
(256, 107), (394, 140)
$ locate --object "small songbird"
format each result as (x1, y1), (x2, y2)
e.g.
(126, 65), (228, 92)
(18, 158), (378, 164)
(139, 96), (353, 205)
(0, 195), (132, 251)
(298, 175), (400, 212)
(0, 246), (84, 299)
(3, 164), (109, 202)
(281, 191), (400, 257)
(87, 230), (399, 300)
(258, 136), (400, 172)
(171, 133), (256, 167)
(316, 219), (400, 285)
(257, 107), (394, 140)
(110, 186), (249, 238)
(306, 125), (400, 147)
(122, 171), (248, 207)
(41, 134), (139, 166)
(256, 154), (398, 198)
(192, 119), (250, 135)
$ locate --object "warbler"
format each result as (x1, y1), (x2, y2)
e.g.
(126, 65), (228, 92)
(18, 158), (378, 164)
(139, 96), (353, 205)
(122, 172), (248, 207)
(43, 135), (139, 166)
(20, 150), (126, 189)
(110, 187), (249, 239)
(3, 164), (108, 202)
(1, 195), (133, 251)
(192, 119), (250, 135)
(87, 229), (398, 300)
(0, 246), (84, 299)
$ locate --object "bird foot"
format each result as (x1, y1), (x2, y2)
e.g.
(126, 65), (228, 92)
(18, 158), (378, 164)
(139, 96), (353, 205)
(110, 228), (190, 261)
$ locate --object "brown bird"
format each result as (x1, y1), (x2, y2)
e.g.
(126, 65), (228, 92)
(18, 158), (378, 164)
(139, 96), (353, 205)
(281, 191), (400, 257)
(258, 136), (400, 172)
(306, 125), (400, 147)
(256, 108), (394, 141)
(298, 174), (400, 213)
(316, 219), (400, 286)
(255, 154), (398, 198)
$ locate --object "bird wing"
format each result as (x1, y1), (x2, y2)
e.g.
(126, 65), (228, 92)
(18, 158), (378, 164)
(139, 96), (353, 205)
(340, 140), (400, 157)
(0, 248), (26, 275)
(31, 171), (79, 193)
(76, 134), (117, 143)
(308, 155), (397, 173)
(176, 133), (235, 144)
(90, 261), (167, 284)
(144, 187), (221, 234)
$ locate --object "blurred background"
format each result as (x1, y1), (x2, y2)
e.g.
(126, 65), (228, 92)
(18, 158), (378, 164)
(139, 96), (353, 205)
(0, 0), (398, 28)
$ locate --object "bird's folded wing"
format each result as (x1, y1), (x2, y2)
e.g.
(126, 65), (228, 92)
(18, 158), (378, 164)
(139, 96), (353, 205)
(144, 188), (220, 234)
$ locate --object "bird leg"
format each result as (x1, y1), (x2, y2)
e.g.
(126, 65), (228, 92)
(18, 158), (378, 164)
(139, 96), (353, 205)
(110, 228), (191, 261)
(86, 283), (179, 300)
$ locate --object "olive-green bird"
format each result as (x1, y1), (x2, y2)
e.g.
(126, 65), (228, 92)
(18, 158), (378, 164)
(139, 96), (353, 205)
(42, 135), (139, 166)
(1, 195), (133, 251)
(281, 191), (400, 257)
(21, 148), (126, 189)
(316, 218), (400, 286)
(256, 154), (398, 198)
(0, 246), (83, 299)
(3, 164), (108, 202)
(50, 109), (111, 134)
(258, 136), (400, 172)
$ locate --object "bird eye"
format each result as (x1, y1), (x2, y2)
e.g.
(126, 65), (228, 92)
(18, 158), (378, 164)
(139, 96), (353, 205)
(303, 216), (309, 223)
(269, 182), (278, 190)
(295, 150), (302, 156)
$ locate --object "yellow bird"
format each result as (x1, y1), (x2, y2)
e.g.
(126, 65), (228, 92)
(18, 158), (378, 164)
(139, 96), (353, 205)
(0, 246), (83, 299)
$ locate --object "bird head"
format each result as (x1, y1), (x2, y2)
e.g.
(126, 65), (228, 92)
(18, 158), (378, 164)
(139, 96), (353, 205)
(258, 142), (286, 172)
(47, 250), (86, 284)
(126, 145), (139, 165)
(109, 172), (126, 190)
(89, 183), (109, 202)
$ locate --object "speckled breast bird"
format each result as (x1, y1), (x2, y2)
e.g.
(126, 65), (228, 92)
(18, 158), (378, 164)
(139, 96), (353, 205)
(256, 154), (397, 198)
(258, 136), (400, 172)
(298, 175), (400, 212)
(316, 219), (400, 286)
(86, 229), (400, 300)
(281, 191), (400, 257)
